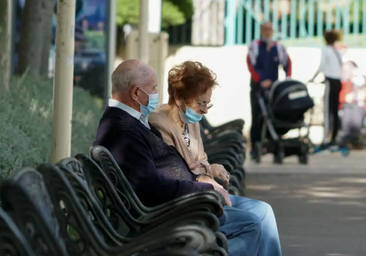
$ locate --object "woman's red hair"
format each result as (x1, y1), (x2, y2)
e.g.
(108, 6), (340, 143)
(168, 61), (218, 104)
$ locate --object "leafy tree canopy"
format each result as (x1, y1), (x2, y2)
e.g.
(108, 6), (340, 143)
(116, 0), (193, 28)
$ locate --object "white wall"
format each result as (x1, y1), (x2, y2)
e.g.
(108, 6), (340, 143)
(163, 46), (366, 142)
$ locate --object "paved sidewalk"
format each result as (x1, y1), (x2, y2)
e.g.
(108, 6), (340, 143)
(245, 151), (366, 256)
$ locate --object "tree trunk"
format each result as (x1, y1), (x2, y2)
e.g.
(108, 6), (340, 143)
(0, 0), (11, 92)
(16, 0), (54, 78)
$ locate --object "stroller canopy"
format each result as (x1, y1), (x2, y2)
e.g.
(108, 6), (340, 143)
(269, 79), (314, 121)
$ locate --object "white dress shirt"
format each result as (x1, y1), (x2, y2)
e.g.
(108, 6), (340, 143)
(108, 99), (150, 129)
(318, 45), (343, 80)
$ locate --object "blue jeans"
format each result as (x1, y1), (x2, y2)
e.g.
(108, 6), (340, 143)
(218, 195), (282, 256)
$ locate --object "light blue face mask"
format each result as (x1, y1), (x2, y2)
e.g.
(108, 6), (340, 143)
(138, 88), (159, 116)
(179, 105), (203, 124)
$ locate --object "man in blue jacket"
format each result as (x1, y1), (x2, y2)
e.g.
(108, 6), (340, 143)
(94, 59), (282, 256)
(246, 21), (292, 158)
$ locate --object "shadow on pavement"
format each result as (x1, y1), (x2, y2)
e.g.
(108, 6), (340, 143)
(246, 160), (366, 256)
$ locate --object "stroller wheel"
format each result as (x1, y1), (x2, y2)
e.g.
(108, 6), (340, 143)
(298, 144), (309, 165)
(298, 153), (309, 164)
(273, 146), (284, 164)
(255, 142), (262, 163)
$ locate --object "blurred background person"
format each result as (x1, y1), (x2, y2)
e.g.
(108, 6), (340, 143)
(246, 21), (292, 159)
(309, 30), (343, 147)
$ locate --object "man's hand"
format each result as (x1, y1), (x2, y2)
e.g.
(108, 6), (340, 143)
(213, 185), (232, 207)
(211, 164), (230, 185)
(260, 79), (272, 88)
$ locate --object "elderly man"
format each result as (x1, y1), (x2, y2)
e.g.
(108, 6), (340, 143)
(246, 21), (292, 159)
(93, 59), (282, 256)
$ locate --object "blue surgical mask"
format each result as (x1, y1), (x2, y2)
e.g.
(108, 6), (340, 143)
(137, 88), (159, 116)
(179, 106), (202, 124)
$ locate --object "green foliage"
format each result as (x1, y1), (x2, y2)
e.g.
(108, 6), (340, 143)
(165, 0), (194, 20)
(116, 0), (139, 25)
(161, 1), (186, 28)
(116, 0), (193, 27)
(0, 76), (103, 179)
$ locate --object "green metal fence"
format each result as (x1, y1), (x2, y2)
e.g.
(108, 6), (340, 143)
(225, 0), (366, 47)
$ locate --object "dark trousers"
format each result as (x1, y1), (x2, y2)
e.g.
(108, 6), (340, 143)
(250, 82), (263, 150)
(323, 77), (342, 143)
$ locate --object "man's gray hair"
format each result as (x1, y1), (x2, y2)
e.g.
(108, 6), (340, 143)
(111, 62), (154, 94)
(261, 20), (272, 28)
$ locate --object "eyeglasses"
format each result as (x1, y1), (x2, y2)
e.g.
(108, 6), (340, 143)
(197, 101), (213, 110)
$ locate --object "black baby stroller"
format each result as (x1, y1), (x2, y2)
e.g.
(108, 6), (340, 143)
(254, 79), (314, 164)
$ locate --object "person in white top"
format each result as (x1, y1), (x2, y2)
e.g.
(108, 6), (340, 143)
(310, 30), (343, 146)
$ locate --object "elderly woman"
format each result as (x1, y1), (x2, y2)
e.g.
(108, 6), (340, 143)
(149, 61), (282, 256)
